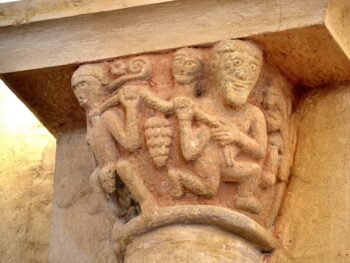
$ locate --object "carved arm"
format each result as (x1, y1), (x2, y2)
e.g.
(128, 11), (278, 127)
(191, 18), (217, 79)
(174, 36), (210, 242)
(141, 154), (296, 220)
(102, 86), (141, 152)
(234, 112), (267, 159)
(173, 97), (211, 161)
(210, 108), (267, 160)
(120, 87), (141, 151)
(139, 89), (174, 114)
(178, 119), (210, 161)
(90, 93), (120, 117)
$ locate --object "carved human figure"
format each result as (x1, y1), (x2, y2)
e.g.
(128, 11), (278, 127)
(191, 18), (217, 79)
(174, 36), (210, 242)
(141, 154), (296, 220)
(260, 81), (295, 227)
(260, 84), (286, 188)
(140, 48), (220, 197)
(167, 48), (221, 198)
(71, 63), (152, 219)
(72, 63), (141, 188)
(209, 40), (267, 214)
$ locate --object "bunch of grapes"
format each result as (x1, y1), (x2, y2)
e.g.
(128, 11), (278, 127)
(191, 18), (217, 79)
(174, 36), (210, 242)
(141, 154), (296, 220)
(144, 116), (173, 168)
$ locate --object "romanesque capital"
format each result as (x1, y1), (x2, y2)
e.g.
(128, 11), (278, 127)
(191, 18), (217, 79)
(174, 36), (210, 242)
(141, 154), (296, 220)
(71, 39), (296, 262)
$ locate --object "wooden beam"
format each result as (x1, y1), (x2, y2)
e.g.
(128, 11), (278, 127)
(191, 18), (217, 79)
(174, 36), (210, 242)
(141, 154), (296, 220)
(0, 0), (328, 73)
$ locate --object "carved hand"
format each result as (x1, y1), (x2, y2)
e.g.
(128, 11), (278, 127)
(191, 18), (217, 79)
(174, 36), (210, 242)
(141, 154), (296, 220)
(173, 96), (194, 121)
(99, 164), (117, 194)
(119, 86), (140, 108)
(211, 122), (240, 146)
(89, 107), (103, 118)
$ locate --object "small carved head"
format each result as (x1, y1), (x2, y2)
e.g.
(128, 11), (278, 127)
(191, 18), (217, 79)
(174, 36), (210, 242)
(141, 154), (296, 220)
(172, 48), (203, 85)
(263, 85), (286, 133)
(210, 40), (263, 108)
(71, 63), (110, 110)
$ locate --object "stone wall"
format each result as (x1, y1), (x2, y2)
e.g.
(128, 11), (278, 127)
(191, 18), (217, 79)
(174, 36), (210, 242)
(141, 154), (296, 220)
(0, 82), (55, 263)
(271, 85), (350, 262)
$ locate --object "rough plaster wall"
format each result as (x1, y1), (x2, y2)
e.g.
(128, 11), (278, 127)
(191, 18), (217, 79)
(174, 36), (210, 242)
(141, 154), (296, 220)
(271, 85), (350, 262)
(0, 82), (55, 263)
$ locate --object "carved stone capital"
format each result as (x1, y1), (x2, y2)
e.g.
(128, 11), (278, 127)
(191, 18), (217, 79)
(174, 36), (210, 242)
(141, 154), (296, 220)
(71, 39), (296, 262)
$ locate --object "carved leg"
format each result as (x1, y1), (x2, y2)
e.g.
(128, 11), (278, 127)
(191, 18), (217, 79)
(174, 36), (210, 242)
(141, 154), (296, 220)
(235, 164), (262, 214)
(221, 161), (262, 214)
(115, 159), (157, 215)
(221, 161), (261, 183)
(89, 117), (120, 166)
(88, 119), (121, 193)
(99, 162), (119, 194)
(167, 168), (217, 198)
(260, 145), (279, 188)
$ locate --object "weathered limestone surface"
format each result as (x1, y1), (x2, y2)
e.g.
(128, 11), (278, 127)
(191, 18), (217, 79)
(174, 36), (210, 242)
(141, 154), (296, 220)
(1, 1), (350, 262)
(124, 224), (262, 263)
(271, 85), (350, 262)
(63, 39), (295, 262)
(49, 129), (120, 263)
(0, 84), (55, 263)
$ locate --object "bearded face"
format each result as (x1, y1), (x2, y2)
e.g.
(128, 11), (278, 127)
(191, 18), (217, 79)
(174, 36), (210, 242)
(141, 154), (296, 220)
(172, 54), (202, 85)
(216, 51), (262, 108)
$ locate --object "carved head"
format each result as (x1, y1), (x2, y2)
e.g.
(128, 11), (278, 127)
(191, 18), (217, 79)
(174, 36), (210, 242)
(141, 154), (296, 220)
(71, 63), (110, 110)
(210, 40), (263, 108)
(172, 48), (203, 85)
(263, 85), (286, 133)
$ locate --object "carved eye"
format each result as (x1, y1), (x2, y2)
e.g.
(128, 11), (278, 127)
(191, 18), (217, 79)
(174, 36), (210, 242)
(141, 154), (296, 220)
(174, 59), (183, 66)
(77, 81), (87, 89)
(250, 64), (257, 70)
(234, 59), (242, 66)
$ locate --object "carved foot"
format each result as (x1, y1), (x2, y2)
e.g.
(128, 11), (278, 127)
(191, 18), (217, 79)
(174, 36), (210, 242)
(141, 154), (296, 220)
(116, 159), (158, 215)
(167, 168), (216, 198)
(99, 163), (118, 193)
(167, 169), (185, 198)
(236, 195), (262, 214)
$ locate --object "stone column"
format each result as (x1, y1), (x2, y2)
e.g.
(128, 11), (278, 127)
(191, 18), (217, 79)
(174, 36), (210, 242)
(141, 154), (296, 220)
(114, 206), (275, 263)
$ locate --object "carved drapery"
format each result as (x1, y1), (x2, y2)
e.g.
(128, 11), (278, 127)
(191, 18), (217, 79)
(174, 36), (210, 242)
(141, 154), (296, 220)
(71, 39), (295, 262)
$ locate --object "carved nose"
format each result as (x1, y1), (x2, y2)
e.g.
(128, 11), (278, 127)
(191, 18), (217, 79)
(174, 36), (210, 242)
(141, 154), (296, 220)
(235, 70), (247, 80)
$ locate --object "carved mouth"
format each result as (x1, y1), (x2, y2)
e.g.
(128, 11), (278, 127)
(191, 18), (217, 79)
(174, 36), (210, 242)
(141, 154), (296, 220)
(176, 72), (192, 78)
